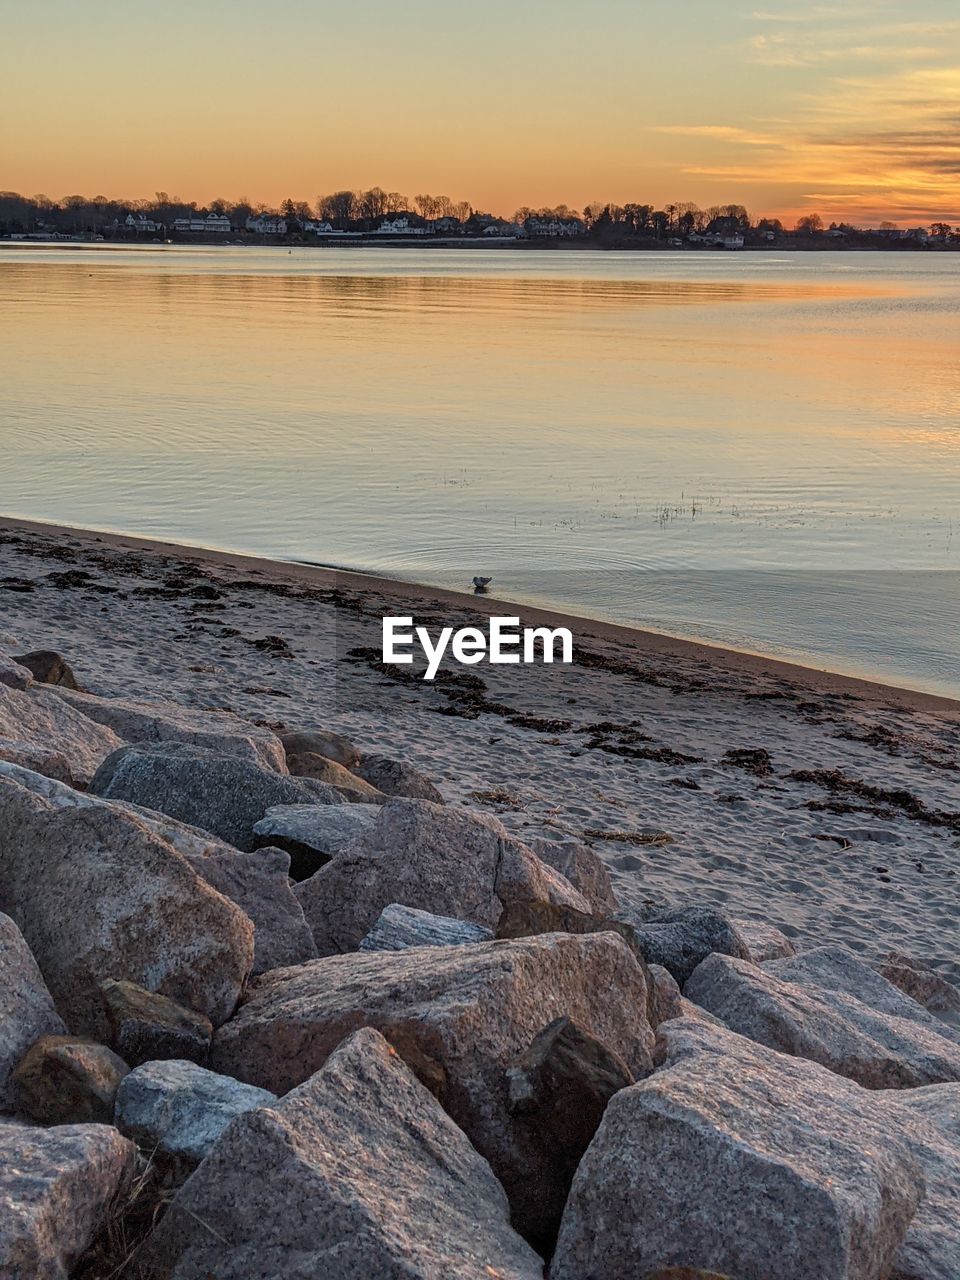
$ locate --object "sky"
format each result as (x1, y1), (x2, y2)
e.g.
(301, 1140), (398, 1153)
(1, 0), (958, 226)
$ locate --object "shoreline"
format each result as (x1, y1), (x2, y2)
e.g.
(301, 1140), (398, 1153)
(2, 512), (957, 720)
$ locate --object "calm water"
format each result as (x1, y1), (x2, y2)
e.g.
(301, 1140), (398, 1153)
(1, 245), (958, 695)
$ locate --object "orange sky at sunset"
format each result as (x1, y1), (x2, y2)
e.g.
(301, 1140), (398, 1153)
(2, 0), (958, 227)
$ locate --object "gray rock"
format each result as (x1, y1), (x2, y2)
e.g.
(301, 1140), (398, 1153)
(616, 904), (751, 986)
(552, 1016), (924, 1280)
(526, 835), (617, 915)
(735, 917), (796, 962)
(878, 951), (960, 1029)
(135, 1028), (543, 1279)
(101, 979), (213, 1067)
(0, 767), (254, 1037)
(252, 802), (380, 880)
(0, 1120), (136, 1278)
(280, 727), (360, 769)
(115, 1058), (276, 1167)
(50, 686), (286, 769)
(89, 741), (344, 851)
(211, 932), (654, 1247)
(285, 751), (384, 800)
(0, 682), (122, 787)
(0, 912), (66, 1109)
(184, 845), (316, 975)
(360, 904), (494, 951)
(648, 962), (683, 1023)
(0, 652), (32, 691)
(885, 1083), (960, 1280)
(354, 752), (444, 802)
(10, 650), (81, 690)
(295, 798), (590, 957)
(10, 1034), (129, 1125)
(686, 952), (960, 1088)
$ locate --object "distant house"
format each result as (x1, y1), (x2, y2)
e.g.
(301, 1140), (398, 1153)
(173, 213), (231, 234)
(376, 214), (426, 235)
(430, 216), (463, 235)
(245, 215), (287, 235)
(524, 217), (585, 238)
(125, 213), (161, 233)
(303, 219), (334, 234)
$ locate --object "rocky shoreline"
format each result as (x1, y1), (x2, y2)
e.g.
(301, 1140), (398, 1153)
(0, 519), (958, 1277)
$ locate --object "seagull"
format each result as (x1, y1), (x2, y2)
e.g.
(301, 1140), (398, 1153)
(472, 576), (492, 593)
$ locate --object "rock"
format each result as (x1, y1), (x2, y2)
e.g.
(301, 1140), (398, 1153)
(505, 1016), (634, 1246)
(136, 1028), (543, 1279)
(876, 951), (960, 1028)
(0, 738), (75, 784)
(211, 932), (653, 1248)
(9, 1034), (129, 1124)
(115, 1059), (276, 1167)
(10, 649), (81, 690)
(354, 752), (444, 802)
(616, 904), (751, 986)
(89, 740), (344, 851)
(526, 835), (617, 916)
(0, 761), (311, 979)
(768, 945), (960, 1046)
(183, 845), (316, 975)
(735, 917), (796, 962)
(101, 980), (213, 1067)
(0, 913), (66, 1109)
(280, 727), (360, 770)
(648, 963), (683, 1022)
(886, 1083), (960, 1280)
(0, 652), (32, 691)
(252, 801), (380, 880)
(0, 767), (254, 1037)
(51, 686), (285, 769)
(552, 1016), (924, 1280)
(0, 1121), (136, 1277)
(286, 750), (384, 800)
(294, 798), (589, 957)
(686, 952), (960, 1088)
(360, 904), (494, 951)
(0, 682), (122, 787)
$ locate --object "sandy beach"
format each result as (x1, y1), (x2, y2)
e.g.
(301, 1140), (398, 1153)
(1, 513), (958, 980)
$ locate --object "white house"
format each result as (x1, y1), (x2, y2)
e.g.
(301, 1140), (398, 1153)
(303, 219), (334, 234)
(173, 213), (231, 234)
(125, 213), (161, 233)
(245, 215), (288, 235)
(524, 217), (585, 238)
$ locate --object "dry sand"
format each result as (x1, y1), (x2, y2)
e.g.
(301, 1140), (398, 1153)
(2, 515), (958, 979)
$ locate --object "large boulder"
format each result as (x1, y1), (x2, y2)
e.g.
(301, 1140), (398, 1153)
(616, 905), (752, 985)
(0, 652), (32, 691)
(686, 952), (960, 1088)
(135, 1028), (543, 1279)
(252, 802), (380, 880)
(280, 727), (360, 769)
(878, 951), (960, 1028)
(115, 1059), (277, 1168)
(0, 681), (122, 786)
(0, 761), (309, 978)
(294, 798), (590, 956)
(735, 918), (796, 962)
(526, 835), (617, 916)
(101, 979), (213, 1067)
(886, 1083), (960, 1280)
(552, 1017), (924, 1280)
(360, 904), (494, 952)
(354, 752), (444, 802)
(49, 686), (285, 769)
(9, 1034), (129, 1125)
(0, 767), (254, 1037)
(285, 751), (383, 801)
(10, 650), (81, 690)
(0, 1120), (136, 1277)
(0, 912), (66, 1109)
(89, 741), (343, 850)
(211, 932), (654, 1248)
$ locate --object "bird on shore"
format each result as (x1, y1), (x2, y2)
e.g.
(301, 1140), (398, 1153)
(472, 576), (492, 593)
